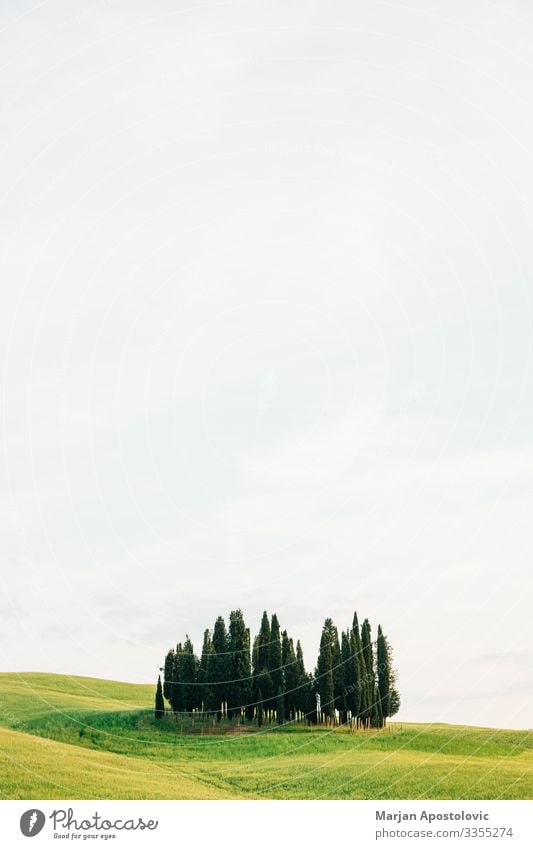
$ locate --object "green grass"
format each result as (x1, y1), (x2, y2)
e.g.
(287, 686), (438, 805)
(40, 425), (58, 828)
(0, 672), (154, 721)
(0, 673), (531, 800)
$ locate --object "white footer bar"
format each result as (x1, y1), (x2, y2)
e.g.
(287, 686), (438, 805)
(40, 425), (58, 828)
(1, 800), (531, 848)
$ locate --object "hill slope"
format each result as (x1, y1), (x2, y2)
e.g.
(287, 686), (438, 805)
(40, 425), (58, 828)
(0, 726), (234, 799)
(0, 673), (531, 800)
(0, 672), (154, 720)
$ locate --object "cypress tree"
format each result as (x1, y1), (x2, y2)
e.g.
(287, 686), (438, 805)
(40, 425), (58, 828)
(316, 619), (335, 719)
(155, 675), (164, 719)
(257, 611), (271, 671)
(328, 621), (343, 714)
(346, 630), (358, 719)
(295, 639), (307, 718)
(352, 613), (364, 724)
(198, 629), (214, 715)
(281, 629), (290, 671)
(371, 693), (383, 728)
(172, 642), (189, 715)
(181, 636), (198, 714)
(163, 649), (174, 703)
(389, 686), (401, 717)
(276, 685), (285, 725)
(211, 616), (228, 720)
(227, 609), (252, 720)
(257, 688), (264, 727)
(385, 635), (401, 718)
(296, 639), (305, 676)
(317, 618), (342, 718)
(360, 619), (375, 729)
(269, 614), (283, 710)
(305, 674), (318, 724)
(282, 633), (299, 721)
(251, 633), (260, 678)
(255, 667), (272, 720)
(376, 625), (390, 727)
(281, 630), (289, 716)
(254, 612), (272, 711)
(244, 628), (255, 721)
(341, 630), (352, 720)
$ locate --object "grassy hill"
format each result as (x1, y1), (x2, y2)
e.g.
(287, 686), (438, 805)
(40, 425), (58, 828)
(0, 672), (154, 720)
(0, 673), (531, 800)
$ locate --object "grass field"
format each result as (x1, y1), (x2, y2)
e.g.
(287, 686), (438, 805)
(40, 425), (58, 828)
(0, 673), (531, 800)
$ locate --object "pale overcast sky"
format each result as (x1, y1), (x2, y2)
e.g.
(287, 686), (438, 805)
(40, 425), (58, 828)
(1, 0), (532, 728)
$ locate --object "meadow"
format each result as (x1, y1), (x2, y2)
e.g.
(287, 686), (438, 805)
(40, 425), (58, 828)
(0, 673), (531, 800)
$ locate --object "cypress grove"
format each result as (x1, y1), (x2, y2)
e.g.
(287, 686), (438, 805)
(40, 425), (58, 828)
(157, 609), (400, 728)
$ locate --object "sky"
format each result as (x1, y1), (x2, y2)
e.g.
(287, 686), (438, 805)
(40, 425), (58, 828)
(1, 0), (532, 729)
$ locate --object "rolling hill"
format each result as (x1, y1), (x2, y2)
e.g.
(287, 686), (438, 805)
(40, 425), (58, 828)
(0, 673), (531, 800)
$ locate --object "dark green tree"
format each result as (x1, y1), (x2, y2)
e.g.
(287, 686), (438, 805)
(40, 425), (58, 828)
(155, 674), (164, 719)
(389, 687), (401, 717)
(251, 633), (260, 678)
(385, 635), (401, 718)
(227, 609), (252, 720)
(257, 611), (271, 671)
(282, 632), (299, 721)
(198, 629), (214, 715)
(244, 628), (255, 721)
(371, 693), (383, 728)
(315, 619), (335, 718)
(360, 618), (375, 729)
(254, 667), (272, 721)
(295, 639), (307, 718)
(296, 639), (306, 676)
(281, 629), (290, 670)
(211, 616), (229, 720)
(276, 685), (285, 725)
(328, 621), (343, 713)
(181, 636), (198, 714)
(376, 625), (390, 727)
(257, 688), (264, 727)
(269, 614), (283, 710)
(253, 612), (272, 712)
(351, 612), (364, 724)
(163, 649), (174, 703)
(304, 674), (318, 724)
(341, 630), (352, 720)
(170, 642), (185, 714)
